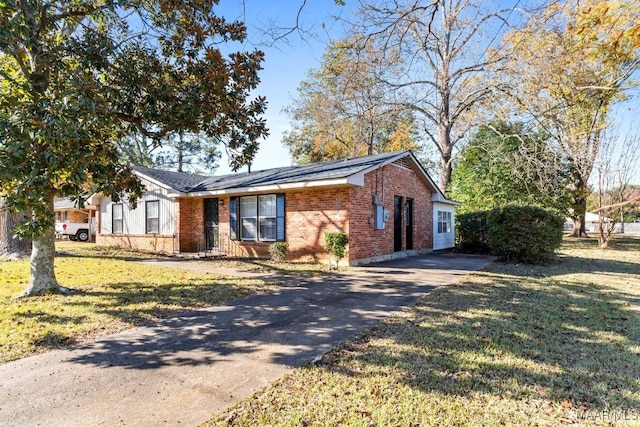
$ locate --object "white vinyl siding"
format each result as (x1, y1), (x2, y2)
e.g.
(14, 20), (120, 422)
(433, 203), (455, 250)
(100, 179), (175, 235)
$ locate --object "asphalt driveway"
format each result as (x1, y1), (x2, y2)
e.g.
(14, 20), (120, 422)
(0, 253), (493, 427)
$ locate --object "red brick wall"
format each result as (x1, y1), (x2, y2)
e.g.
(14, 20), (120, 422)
(284, 188), (349, 263)
(348, 163), (433, 262)
(174, 163), (434, 264)
(177, 198), (204, 252)
(215, 190), (349, 263)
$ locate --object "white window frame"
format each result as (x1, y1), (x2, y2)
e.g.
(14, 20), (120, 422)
(240, 196), (258, 241)
(239, 194), (277, 242)
(146, 200), (160, 234)
(258, 194), (277, 242)
(437, 211), (452, 234)
(112, 204), (123, 234)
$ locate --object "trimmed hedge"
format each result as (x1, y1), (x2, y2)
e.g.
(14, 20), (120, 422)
(324, 232), (348, 268)
(487, 204), (564, 263)
(269, 242), (288, 262)
(457, 205), (564, 263)
(456, 211), (490, 253)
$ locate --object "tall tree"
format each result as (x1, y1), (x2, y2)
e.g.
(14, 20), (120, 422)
(350, 0), (510, 192)
(500, 0), (640, 236)
(450, 121), (569, 213)
(0, 200), (31, 258)
(0, 1), (267, 296)
(120, 132), (222, 174)
(589, 130), (640, 248)
(283, 37), (421, 164)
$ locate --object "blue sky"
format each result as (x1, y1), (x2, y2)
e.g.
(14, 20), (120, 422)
(214, 0), (352, 175)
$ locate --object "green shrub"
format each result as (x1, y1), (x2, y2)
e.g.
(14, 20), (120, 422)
(268, 242), (289, 263)
(456, 211), (490, 254)
(323, 232), (348, 268)
(487, 204), (564, 263)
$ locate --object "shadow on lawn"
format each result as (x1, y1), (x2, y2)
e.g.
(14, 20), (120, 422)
(320, 254), (640, 411)
(61, 253), (492, 371)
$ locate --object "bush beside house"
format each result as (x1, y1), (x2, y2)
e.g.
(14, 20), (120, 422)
(457, 205), (564, 263)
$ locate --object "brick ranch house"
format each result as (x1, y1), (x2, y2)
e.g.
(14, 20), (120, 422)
(93, 151), (458, 265)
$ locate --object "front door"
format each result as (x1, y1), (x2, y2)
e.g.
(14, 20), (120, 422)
(394, 196), (402, 252)
(405, 198), (413, 250)
(204, 198), (219, 251)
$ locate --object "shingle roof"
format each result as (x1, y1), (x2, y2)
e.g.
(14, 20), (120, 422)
(190, 151), (410, 192)
(132, 150), (441, 196)
(132, 166), (209, 193)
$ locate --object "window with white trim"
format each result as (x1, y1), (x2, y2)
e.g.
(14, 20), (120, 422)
(112, 204), (123, 234)
(146, 200), (159, 234)
(240, 196), (258, 240)
(258, 195), (276, 241)
(437, 211), (452, 234)
(231, 194), (284, 242)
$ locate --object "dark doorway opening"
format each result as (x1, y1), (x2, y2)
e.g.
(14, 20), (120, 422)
(394, 196), (402, 252)
(405, 198), (413, 250)
(204, 198), (219, 251)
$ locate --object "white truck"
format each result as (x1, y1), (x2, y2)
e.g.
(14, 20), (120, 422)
(55, 221), (93, 242)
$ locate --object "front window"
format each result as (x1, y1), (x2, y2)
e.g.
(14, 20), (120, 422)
(146, 200), (159, 234)
(258, 195), (276, 241)
(239, 194), (277, 241)
(112, 204), (123, 234)
(437, 211), (452, 234)
(240, 196), (258, 240)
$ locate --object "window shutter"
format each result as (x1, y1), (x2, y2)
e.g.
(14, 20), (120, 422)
(276, 193), (285, 241)
(229, 197), (238, 240)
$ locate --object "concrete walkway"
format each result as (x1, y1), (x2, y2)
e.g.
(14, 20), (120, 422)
(0, 253), (493, 427)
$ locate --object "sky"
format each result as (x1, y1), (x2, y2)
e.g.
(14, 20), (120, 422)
(212, 1), (640, 185)
(214, 0), (353, 175)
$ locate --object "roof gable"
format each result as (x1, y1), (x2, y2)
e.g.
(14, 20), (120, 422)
(132, 166), (209, 193)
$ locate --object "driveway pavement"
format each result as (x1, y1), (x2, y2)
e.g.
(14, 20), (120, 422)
(0, 253), (493, 427)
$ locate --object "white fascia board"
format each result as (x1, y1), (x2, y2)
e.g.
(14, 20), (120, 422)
(181, 176), (362, 198)
(432, 194), (461, 206)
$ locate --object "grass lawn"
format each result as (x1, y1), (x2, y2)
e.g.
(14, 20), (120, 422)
(0, 242), (290, 363)
(207, 236), (640, 426)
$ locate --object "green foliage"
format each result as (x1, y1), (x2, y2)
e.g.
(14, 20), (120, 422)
(450, 121), (569, 214)
(456, 211), (490, 254)
(487, 205), (564, 263)
(0, 1), (268, 239)
(323, 232), (348, 267)
(268, 242), (289, 263)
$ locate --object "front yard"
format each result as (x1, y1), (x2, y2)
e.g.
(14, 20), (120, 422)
(207, 237), (640, 426)
(0, 242), (289, 363)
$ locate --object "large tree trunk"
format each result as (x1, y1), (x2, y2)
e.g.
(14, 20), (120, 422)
(0, 198), (32, 258)
(438, 123), (453, 194)
(19, 194), (62, 297)
(570, 174), (589, 237)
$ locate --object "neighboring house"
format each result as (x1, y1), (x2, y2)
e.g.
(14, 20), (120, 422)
(564, 211), (613, 233)
(95, 151), (459, 265)
(54, 196), (98, 240)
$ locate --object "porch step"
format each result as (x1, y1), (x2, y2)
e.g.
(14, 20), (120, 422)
(174, 251), (227, 259)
